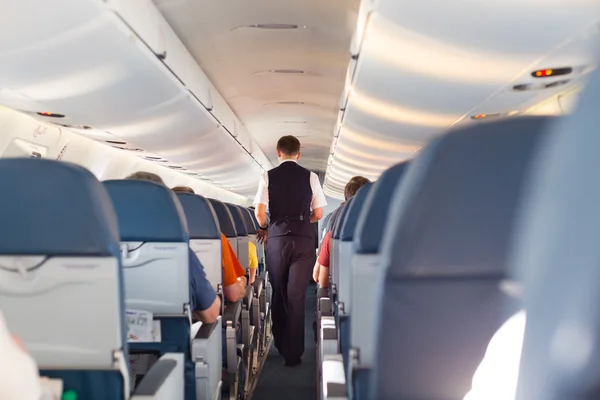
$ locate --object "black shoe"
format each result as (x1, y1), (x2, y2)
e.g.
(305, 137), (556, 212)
(284, 359), (302, 367)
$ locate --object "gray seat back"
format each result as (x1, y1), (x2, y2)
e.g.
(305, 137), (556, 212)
(371, 117), (554, 399)
(0, 159), (128, 397)
(514, 67), (600, 400)
(176, 193), (222, 292)
(338, 184), (372, 314)
(351, 162), (409, 365)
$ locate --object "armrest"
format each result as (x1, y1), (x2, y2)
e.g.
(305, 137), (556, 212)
(252, 277), (264, 298)
(131, 353), (184, 400)
(320, 316), (338, 358)
(322, 354), (347, 400)
(195, 320), (219, 340)
(243, 285), (254, 309)
(192, 319), (222, 400)
(223, 300), (242, 327)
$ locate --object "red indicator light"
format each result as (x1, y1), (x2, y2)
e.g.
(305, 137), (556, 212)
(473, 114), (486, 119)
(531, 67), (572, 78)
(36, 111), (65, 118)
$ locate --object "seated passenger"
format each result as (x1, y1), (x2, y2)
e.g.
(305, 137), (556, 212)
(171, 185), (247, 303)
(312, 176), (370, 289)
(126, 171), (221, 323)
(171, 185), (195, 194)
(0, 311), (41, 400)
(248, 241), (258, 284)
(463, 310), (526, 400)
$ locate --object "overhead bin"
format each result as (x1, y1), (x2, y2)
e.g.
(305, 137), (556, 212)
(0, 0), (272, 194)
(325, 0), (600, 198)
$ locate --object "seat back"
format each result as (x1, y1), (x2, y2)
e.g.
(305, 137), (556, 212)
(371, 117), (554, 399)
(351, 162), (409, 367)
(226, 203), (249, 270)
(208, 199), (238, 257)
(104, 180), (190, 316)
(0, 159), (127, 399)
(338, 184), (372, 315)
(331, 200), (353, 294)
(176, 193), (222, 292)
(514, 68), (600, 400)
(247, 208), (265, 265)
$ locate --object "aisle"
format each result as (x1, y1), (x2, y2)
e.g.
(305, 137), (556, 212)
(252, 284), (317, 400)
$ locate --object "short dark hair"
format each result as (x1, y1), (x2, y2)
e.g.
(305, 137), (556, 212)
(344, 176), (371, 201)
(276, 135), (301, 156)
(126, 171), (165, 185)
(172, 186), (195, 194)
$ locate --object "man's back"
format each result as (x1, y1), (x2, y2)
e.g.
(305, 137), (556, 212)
(267, 161), (313, 238)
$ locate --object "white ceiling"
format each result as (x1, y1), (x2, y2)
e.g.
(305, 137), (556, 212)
(154, 0), (361, 172)
(325, 0), (600, 197)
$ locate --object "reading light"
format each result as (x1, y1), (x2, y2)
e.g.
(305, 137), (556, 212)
(532, 67), (572, 78)
(37, 111), (65, 118)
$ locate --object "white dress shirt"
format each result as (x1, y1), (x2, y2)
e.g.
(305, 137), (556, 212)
(463, 310), (526, 400)
(0, 310), (41, 400)
(253, 159), (327, 210)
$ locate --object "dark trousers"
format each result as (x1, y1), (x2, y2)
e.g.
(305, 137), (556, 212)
(266, 235), (314, 362)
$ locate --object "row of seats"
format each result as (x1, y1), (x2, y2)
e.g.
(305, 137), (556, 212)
(316, 97), (600, 399)
(0, 163), (270, 400)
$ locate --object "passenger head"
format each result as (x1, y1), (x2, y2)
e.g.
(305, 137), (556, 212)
(276, 135), (301, 161)
(125, 171), (165, 185)
(344, 176), (371, 201)
(172, 186), (195, 194)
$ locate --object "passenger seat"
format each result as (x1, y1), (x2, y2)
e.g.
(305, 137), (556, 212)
(0, 159), (184, 400)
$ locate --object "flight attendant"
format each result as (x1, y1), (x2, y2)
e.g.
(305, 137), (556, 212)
(253, 135), (327, 366)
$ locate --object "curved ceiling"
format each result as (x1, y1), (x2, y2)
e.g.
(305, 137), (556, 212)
(324, 0), (600, 198)
(154, 0), (361, 172)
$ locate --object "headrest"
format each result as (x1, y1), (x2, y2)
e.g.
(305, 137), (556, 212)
(208, 199), (236, 237)
(0, 159), (120, 256)
(512, 68), (600, 398)
(341, 184), (372, 242)
(176, 193), (221, 240)
(225, 203), (248, 236)
(248, 209), (260, 230)
(104, 180), (188, 242)
(383, 116), (554, 278)
(332, 199), (353, 240)
(355, 162), (409, 254)
(241, 208), (257, 234)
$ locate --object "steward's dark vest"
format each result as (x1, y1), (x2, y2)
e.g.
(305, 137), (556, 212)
(267, 161), (313, 238)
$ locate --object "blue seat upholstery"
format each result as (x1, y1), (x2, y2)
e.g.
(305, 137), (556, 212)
(103, 180), (193, 399)
(354, 162), (410, 255)
(371, 117), (554, 400)
(175, 193), (224, 400)
(336, 184), (372, 372)
(226, 203), (249, 270)
(208, 199), (237, 259)
(331, 199), (354, 303)
(207, 199), (247, 393)
(177, 193), (222, 291)
(240, 207), (257, 235)
(348, 162), (410, 399)
(514, 68), (600, 400)
(0, 159), (126, 400)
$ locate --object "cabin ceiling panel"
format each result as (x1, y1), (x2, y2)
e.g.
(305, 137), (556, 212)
(154, 0), (361, 171)
(325, 0), (600, 198)
(0, 0), (270, 196)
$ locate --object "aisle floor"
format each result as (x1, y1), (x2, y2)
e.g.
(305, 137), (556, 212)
(252, 284), (317, 400)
